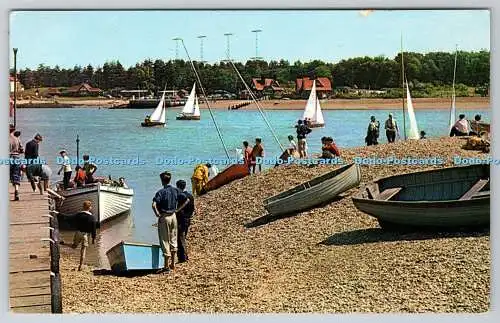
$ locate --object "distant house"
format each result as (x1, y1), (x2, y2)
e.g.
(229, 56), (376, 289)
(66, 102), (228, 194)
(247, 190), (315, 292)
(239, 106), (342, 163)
(295, 77), (332, 98)
(63, 83), (102, 97)
(251, 78), (284, 98)
(46, 88), (62, 97)
(9, 75), (24, 93)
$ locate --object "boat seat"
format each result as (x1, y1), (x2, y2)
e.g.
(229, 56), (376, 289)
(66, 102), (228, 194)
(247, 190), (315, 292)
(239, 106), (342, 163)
(377, 187), (402, 201)
(366, 185), (379, 199)
(471, 190), (490, 199)
(459, 179), (489, 200)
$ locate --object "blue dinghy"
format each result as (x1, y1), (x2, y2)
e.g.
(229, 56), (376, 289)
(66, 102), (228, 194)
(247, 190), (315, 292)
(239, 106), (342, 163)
(106, 241), (164, 273)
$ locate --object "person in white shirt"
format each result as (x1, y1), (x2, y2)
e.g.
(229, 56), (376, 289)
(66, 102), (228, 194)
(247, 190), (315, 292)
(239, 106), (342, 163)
(58, 150), (73, 189)
(287, 135), (297, 151)
(450, 114), (470, 137)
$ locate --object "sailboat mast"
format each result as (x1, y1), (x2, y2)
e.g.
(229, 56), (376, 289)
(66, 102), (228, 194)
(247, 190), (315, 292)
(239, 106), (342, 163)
(401, 34), (407, 140)
(450, 45), (458, 128)
(180, 39), (231, 159)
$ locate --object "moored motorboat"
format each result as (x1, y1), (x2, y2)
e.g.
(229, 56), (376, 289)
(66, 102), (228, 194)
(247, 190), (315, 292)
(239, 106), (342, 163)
(56, 182), (134, 225)
(352, 164), (490, 229)
(263, 163), (361, 216)
(106, 241), (164, 273)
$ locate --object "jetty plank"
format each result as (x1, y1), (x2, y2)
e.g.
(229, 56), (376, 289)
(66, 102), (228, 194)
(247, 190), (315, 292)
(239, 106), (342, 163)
(9, 182), (54, 313)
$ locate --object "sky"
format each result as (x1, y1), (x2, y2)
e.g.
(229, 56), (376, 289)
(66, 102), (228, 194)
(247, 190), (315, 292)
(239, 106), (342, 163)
(9, 10), (490, 69)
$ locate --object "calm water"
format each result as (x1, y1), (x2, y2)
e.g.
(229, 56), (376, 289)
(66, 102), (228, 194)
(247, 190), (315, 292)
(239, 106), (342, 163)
(16, 106), (490, 267)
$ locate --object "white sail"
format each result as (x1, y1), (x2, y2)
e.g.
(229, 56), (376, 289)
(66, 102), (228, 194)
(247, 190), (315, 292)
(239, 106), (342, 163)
(302, 81), (317, 121)
(150, 92), (166, 123)
(182, 83), (196, 114)
(406, 82), (420, 139)
(193, 95), (200, 117)
(314, 94), (324, 124)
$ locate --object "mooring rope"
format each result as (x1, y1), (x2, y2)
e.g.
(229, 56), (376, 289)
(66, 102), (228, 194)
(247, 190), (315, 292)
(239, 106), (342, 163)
(227, 57), (285, 151)
(180, 39), (231, 159)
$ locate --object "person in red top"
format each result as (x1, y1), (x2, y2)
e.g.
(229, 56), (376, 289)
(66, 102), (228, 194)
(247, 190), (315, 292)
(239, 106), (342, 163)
(73, 165), (87, 188)
(321, 137), (341, 158)
(243, 141), (253, 172)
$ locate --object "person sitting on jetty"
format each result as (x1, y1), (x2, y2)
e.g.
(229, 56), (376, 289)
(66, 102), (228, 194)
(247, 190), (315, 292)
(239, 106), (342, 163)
(191, 163), (210, 196)
(420, 131), (427, 139)
(296, 120), (312, 158)
(70, 200), (96, 271)
(175, 180), (195, 263)
(152, 172), (179, 272)
(9, 129), (23, 200)
(450, 114), (470, 137)
(384, 113), (399, 143)
(82, 155), (98, 183)
(73, 166), (86, 188)
(251, 138), (264, 174)
(243, 141), (253, 172)
(57, 150), (72, 189)
(24, 163), (52, 195)
(366, 116), (380, 146)
(469, 114), (482, 136)
(25, 133), (42, 160)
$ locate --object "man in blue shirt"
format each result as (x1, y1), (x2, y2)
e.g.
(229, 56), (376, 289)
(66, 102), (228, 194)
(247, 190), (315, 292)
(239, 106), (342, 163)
(152, 171), (179, 272)
(175, 180), (195, 263)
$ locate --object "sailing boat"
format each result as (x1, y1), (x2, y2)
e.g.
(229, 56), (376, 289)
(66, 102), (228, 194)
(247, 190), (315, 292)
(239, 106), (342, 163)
(405, 80), (420, 139)
(141, 89), (166, 127)
(176, 83), (201, 120)
(302, 80), (325, 128)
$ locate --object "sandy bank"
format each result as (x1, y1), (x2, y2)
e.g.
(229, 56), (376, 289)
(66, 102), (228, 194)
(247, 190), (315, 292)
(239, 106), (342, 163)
(60, 137), (489, 313)
(17, 97), (490, 110)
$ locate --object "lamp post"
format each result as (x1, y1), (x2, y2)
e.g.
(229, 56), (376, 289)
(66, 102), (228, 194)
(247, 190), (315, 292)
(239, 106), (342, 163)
(13, 48), (18, 128)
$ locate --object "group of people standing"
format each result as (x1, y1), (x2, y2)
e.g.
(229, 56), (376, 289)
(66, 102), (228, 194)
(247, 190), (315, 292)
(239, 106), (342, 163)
(152, 172), (195, 272)
(365, 113), (427, 146)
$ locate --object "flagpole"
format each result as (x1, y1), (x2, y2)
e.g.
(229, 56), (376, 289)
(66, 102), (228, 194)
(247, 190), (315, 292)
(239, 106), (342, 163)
(13, 48), (18, 128)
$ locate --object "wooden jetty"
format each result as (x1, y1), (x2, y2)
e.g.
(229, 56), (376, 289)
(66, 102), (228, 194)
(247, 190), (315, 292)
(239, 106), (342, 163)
(9, 182), (62, 313)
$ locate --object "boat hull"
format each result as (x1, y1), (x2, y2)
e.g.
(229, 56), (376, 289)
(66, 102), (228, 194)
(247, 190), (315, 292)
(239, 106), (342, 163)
(307, 123), (325, 128)
(204, 163), (249, 193)
(141, 122), (165, 127)
(176, 115), (200, 120)
(106, 241), (164, 272)
(57, 183), (134, 224)
(352, 198), (489, 228)
(264, 163), (361, 216)
(352, 164), (490, 229)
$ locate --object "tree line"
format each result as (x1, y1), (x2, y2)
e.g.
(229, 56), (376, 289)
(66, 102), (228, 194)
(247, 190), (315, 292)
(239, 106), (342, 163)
(15, 50), (489, 95)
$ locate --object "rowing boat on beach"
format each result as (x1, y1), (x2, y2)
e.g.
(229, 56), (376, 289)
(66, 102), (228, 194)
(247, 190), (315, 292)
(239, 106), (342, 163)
(106, 241), (164, 272)
(56, 182), (134, 224)
(203, 163), (250, 193)
(352, 164), (490, 229)
(263, 163), (361, 216)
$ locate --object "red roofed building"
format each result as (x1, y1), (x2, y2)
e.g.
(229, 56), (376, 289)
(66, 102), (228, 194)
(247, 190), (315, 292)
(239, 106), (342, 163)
(63, 83), (102, 97)
(251, 78), (284, 98)
(295, 77), (332, 98)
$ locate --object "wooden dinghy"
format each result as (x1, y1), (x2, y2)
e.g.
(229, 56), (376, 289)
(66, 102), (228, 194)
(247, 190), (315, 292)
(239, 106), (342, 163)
(263, 163), (361, 216)
(352, 164), (490, 229)
(106, 241), (164, 273)
(203, 163), (250, 193)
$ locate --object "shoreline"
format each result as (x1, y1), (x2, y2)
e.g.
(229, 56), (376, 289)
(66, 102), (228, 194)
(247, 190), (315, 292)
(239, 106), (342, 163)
(59, 137), (490, 313)
(16, 97), (490, 110)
